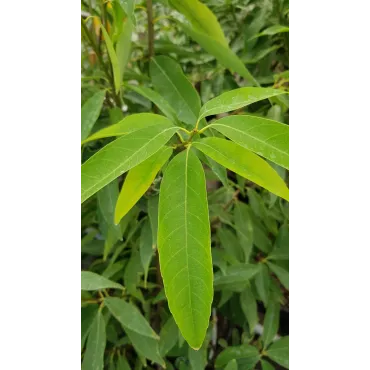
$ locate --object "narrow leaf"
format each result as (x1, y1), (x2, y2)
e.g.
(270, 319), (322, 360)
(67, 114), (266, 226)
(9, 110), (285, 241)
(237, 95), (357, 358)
(116, 18), (133, 82)
(262, 301), (280, 349)
(104, 297), (159, 339)
(234, 201), (254, 262)
(250, 25), (289, 40)
(148, 195), (159, 247)
(140, 219), (155, 286)
(115, 146), (172, 224)
(193, 138), (289, 201)
(240, 286), (258, 332)
(158, 148), (213, 350)
(215, 344), (260, 368)
(213, 265), (260, 291)
(150, 56), (201, 126)
(81, 91), (105, 140)
(210, 115), (289, 169)
(188, 345), (207, 370)
(267, 262), (289, 290)
(266, 336), (289, 369)
(199, 88), (285, 120)
(81, 124), (179, 203)
(81, 305), (99, 349)
(116, 355), (131, 370)
(118, 0), (136, 25)
(82, 113), (173, 145)
(159, 316), (179, 357)
(101, 24), (121, 93)
(82, 310), (106, 370)
(81, 271), (124, 290)
(255, 264), (271, 306)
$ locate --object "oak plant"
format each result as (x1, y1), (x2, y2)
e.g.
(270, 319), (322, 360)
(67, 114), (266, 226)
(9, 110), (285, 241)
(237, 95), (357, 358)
(81, 0), (289, 369)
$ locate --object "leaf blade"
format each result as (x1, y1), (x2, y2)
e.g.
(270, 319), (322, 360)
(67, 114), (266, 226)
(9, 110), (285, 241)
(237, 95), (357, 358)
(81, 91), (106, 140)
(81, 271), (124, 291)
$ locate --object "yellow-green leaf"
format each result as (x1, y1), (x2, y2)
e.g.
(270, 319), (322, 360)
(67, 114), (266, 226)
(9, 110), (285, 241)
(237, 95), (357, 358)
(158, 148), (213, 349)
(116, 18), (133, 82)
(193, 138), (289, 201)
(81, 123), (178, 203)
(114, 146), (172, 224)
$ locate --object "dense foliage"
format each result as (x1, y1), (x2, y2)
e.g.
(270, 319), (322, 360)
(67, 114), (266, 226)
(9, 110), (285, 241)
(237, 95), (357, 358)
(81, 1), (289, 369)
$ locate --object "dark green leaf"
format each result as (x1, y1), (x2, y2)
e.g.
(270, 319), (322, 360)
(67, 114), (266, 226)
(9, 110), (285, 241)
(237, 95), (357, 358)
(254, 263), (271, 306)
(215, 344), (260, 368)
(234, 201), (254, 262)
(240, 286), (258, 332)
(159, 316), (179, 357)
(266, 262), (289, 290)
(81, 271), (124, 291)
(214, 265), (260, 291)
(81, 91), (105, 140)
(266, 336), (289, 369)
(262, 301), (280, 349)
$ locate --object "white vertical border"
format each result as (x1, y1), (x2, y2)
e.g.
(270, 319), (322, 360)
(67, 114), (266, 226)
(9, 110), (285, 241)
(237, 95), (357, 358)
(290, 0), (370, 369)
(0, 1), (81, 369)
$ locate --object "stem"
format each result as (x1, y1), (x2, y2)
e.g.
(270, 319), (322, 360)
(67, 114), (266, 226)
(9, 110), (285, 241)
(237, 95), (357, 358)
(146, 0), (155, 58)
(197, 124), (213, 135)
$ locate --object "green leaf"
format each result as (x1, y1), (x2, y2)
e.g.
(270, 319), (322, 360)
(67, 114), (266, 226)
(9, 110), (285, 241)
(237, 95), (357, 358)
(158, 148), (213, 350)
(177, 21), (258, 87)
(81, 271), (124, 290)
(210, 115), (289, 169)
(81, 91), (105, 140)
(200, 153), (228, 188)
(104, 297), (159, 339)
(261, 359), (275, 370)
(250, 25), (289, 40)
(255, 264), (271, 307)
(140, 219), (155, 286)
(266, 336), (289, 369)
(234, 201), (254, 262)
(193, 138), (289, 201)
(217, 226), (244, 262)
(214, 265), (260, 291)
(127, 85), (179, 123)
(268, 224), (289, 260)
(199, 88), (285, 120)
(266, 262), (289, 290)
(101, 24), (121, 94)
(188, 345), (207, 370)
(114, 146), (172, 223)
(116, 355), (131, 370)
(82, 305), (99, 349)
(215, 344), (260, 368)
(240, 286), (258, 332)
(81, 123), (179, 203)
(124, 248), (143, 294)
(262, 301), (280, 349)
(116, 18), (133, 82)
(159, 316), (179, 357)
(82, 113), (173, 145)
(118, 0), (136, 25)
(169, 0), (228, 46)
(150, 56), (201, 126)
(82, 310), (106, 370)
(224, 359), (238, 370)
(148, 195), (159, 247)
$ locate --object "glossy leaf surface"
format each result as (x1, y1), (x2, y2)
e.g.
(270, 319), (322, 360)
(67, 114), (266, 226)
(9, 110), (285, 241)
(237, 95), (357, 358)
(158, 149), (213, 349)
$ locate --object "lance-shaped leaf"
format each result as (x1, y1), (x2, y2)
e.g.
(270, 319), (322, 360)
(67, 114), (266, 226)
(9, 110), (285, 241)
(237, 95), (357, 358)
(104, 297), (159, 339)
(261, 360), (275, 370)
(101, 24), (121, 94)
(81, 271), (124, 291)
(169, 0), (228, 46)
(215, 344), (260, 368)
(262, 301), (280, 349)
(158, 148), (213, 350)
(240, 286), (258, 332)
(150, 56), (201, 126)
(159, 316), (179, 357)
(82, 310), (106, 370)
(140, 219), (155, 286)
(118, 0), (136, 25)
(234, 201), (254, 262)
(116, 19), (133, 82)
(81, 91), (105, 140)
(127, 85), (179, 123)
(267, 261), (289, 290)
(198, 88), (285, 121)
(214, 265), (260, 291)
(225, 360), (238, 370)
(82, 113), (173, 145)
(266, 336), (289, 369)
(210, 115), (289, 169)
(176, 21), (258, 87)
(114, 146), (172, 224)
(255, 263), (271, 306)
(193, 138), (289, 201)
(81, 123), (179, 203)
(249, 25), (289, 40)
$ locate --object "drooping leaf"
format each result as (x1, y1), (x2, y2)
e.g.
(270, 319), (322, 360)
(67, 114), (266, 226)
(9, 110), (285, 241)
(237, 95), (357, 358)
(148, 195), (159, 247)
(234, 201), (254, 262)
(81, 91), (105, 140)
(193, 138), (289, 201)
(198, 88), (285, 120)
(262, 301), (280, 349)
(266, 336), (289, 369)
(240, 286), (258, 333)
(140, 219), (155, 286)
(82, 310), (106, 370)
(101, 24), (121, 94)
(115, 146), (172, 223)
(127, 85), (179, 123)
(210, 115), (289, 169)
(215, 344), (260, 368)
(81, 271), (124, 291)
(250, 25), (289, 40)
(169, 0), (228, 46)
(116, 18), (133, 82)
(158, 148), (213, 349)
(81, 124), (179, 203)
(214, 265), (260, 291)
(177, 20), (259, 87)
(159, 316), (179, 357)
(82, 113), (173, 145)
(254, 264), (271, 307)
(267, 261), (289, 290)
(104, 297), (159, 339)
(150, 56), (201, 126)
